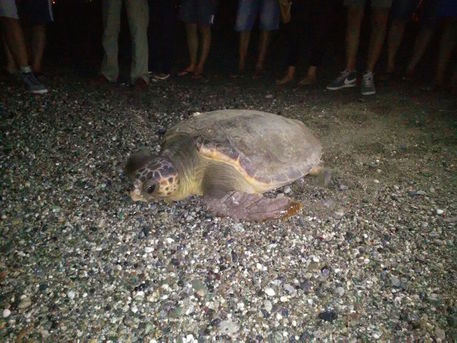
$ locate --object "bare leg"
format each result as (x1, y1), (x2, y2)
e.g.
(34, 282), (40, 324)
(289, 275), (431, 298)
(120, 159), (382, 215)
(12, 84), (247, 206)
(406, 26), (434, 76)
(386, 19), (406, 73)
(180, 23), (198, 75)
(194, 25), (211, 77)
(366, 8), (389, 72)
(433, 18), (457, 87)
(276, 66), (296, 85)
(2, 33), (16, 73)
(238, 30), (251, 73)
(345, 6), (364, 71)
(0, 18), (29, 68)
(29, 25), (46, 73)
(255, 30), (270, 76)
(299, 65), (317, 86)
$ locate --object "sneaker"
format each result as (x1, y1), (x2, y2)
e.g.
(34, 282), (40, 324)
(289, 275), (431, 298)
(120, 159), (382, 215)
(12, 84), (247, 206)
(21, 70), (48, 94)
(361, 71), (376, 96)
(326, 70), (357, 90)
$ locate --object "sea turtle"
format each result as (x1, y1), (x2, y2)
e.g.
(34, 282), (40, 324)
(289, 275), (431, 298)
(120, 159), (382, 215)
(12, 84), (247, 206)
(125, 109), (322, 221)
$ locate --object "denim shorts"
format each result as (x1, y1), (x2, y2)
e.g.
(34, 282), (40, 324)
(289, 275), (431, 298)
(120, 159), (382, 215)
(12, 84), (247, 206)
(235, 0), (280, 31)
(344, 0), (393, 8)
(0, 0), (19, 19)
(179, 0), (217, 25)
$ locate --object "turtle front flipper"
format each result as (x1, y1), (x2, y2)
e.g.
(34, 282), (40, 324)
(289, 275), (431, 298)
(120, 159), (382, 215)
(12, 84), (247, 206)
(205, 192), (302, 221)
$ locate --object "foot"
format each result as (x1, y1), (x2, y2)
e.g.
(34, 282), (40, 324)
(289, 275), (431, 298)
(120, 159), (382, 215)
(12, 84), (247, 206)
(178, 67), (195, 77)
(276, 74), (294, 85)
(402, 69), (415, 81)
(205, 191), (302, 221)
(326, 70), (357, 90)
(298, 75), (317, 86)
(133, 78), (148, 91)
(253, 66), (264, 79)
(21, 67), (47, 94)
(93, 74), (115, 85)
(361, 71), (376, 96)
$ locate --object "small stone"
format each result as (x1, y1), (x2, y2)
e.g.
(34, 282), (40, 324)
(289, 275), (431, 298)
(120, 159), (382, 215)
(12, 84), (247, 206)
(145, 247), (154, 253)
(335, 287), (345, 297)
(374, 179), (380, 184)
(283, 283), (297, 296)
(334, 209), (344, 218)
(67, 291), (76, 300)
(284, 186), (291, 194)
(265, 94), (274, 99)
(435, 327), (445, 341)
(18, 297), (32, 309)
(390, 276), (401, 288)
(264, 300), (273, 313)
(218, 319), (239, 336)
(436, 209), (444, 215)
(3, 309), (11, 318)
(264, 287), (276, 297)
(318, 310), (337, 322)
(372, 331), (382, 339)
(191, 279), (208, 297)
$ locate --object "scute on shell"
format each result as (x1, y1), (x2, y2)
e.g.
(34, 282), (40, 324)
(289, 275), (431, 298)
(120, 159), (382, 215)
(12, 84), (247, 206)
(165, 110), (322, 188)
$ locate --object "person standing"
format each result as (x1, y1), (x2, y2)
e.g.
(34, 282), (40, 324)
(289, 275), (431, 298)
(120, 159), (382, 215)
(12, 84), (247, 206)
(326, 0), (392, 95)
(148, 0), (177, 81)
(233, 0), (280, 78)
(0, 0), (47, 94)
(100, 0), (149, 89)
(276, 0), (337, 86)
(178, 0), (218, 79)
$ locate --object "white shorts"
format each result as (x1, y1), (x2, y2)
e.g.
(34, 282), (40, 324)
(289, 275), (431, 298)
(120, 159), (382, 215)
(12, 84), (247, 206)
(0, 0), (19, 19)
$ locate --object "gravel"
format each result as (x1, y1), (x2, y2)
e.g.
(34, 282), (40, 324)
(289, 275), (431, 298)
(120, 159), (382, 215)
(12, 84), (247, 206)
(0, 72), (456, 341)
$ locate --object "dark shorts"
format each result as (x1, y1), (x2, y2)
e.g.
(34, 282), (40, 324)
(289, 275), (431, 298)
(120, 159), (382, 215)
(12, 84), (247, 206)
(437, 0), (457, 18)
(344, 0), (393, 8)
(391, 0), (438, 27)
(19, 0), (54, 25)
(179, 0), (217, 25)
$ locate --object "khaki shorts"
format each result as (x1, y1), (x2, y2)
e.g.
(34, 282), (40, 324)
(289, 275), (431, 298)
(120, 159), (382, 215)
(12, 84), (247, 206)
(344, 0), (392, 8)
(0, 0), (19, 19)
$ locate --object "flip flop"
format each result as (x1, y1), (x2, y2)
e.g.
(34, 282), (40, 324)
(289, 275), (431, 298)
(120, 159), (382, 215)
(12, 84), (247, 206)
(178, 69), (193, 77)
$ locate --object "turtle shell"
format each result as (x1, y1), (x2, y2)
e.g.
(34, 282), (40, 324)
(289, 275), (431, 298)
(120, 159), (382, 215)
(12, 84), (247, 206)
(165, 110), (322, 190)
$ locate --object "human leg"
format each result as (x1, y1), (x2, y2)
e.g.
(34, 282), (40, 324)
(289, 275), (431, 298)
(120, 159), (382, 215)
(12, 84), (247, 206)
(101, 0), (122, 82)
(194, 25), (211, 77)
(234, 0), (258, 73)
(433, 18), (457, 87)
(326, 3), (363, 90)
(366, 8), (390, 72)
(256, 0), (279, 75)
(126, 0), (149, 84)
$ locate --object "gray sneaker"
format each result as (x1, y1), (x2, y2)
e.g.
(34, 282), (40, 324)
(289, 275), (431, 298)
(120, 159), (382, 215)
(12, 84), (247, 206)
(326, 70), (357, 90)
(361, 71), (376, 96)
(21, 70), (48, 94)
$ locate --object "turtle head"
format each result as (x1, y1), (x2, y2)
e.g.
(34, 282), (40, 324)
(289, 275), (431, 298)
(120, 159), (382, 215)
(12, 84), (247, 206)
(126, 152), (179, 202)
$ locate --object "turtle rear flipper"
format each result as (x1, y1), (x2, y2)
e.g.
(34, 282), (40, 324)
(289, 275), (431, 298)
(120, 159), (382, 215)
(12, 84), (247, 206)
(205, 192), (302, 221)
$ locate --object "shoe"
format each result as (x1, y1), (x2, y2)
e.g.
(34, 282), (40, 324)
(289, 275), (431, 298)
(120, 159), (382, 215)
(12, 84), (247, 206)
(361, 71), (376, 96)
(134, 78), (148, 90)
(326, 70), (357, 90)
(21, 69), (47, 94)
(151, 73), (170, 82)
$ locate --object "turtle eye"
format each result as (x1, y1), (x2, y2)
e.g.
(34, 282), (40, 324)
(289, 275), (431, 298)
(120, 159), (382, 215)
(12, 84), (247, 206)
(146, 184), (156, 194)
